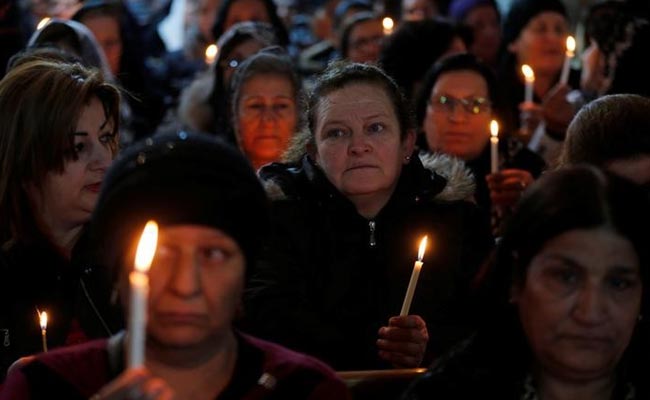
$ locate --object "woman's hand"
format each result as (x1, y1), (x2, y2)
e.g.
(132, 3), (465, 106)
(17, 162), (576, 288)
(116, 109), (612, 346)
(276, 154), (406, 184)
(91, 368), (175, 400)
(486, 169), (534, 208)
(541, 83), (575, 135)
(377, 315), (428, 368)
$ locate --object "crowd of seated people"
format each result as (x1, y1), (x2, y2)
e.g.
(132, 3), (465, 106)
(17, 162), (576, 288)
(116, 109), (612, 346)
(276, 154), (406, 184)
(1, 0), (649, 398)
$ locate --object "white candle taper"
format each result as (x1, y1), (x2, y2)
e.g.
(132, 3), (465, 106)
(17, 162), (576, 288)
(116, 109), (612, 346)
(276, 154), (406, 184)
(490, 120), (499, 174)
(559, 36), (575, 85)
(400, 236), (428, 316)
(39, 311), (48, 352)
(128, 220), (158, 369)
(521, 64), (535, 103)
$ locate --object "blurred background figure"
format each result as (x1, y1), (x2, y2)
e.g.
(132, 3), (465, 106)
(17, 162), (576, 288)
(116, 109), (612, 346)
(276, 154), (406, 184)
(498, 0), (577, 168)
(177, 21), (277, 143)
(560, 94), (650, 188)
(404, 166), (650, 399)
(211, 0), (289, 47)
(380, 17), (469, 104)
(229, 47), (302, 170)
(400, 0), (440, 22)
(447, 0), (501, 71)
(580, 0), (650, 100)
(0, 59), (121, 380)
(339, 12), (384, 64)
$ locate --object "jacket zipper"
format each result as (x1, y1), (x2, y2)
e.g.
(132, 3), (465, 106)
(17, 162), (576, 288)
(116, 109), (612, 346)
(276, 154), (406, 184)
(368, 220), (376, 247)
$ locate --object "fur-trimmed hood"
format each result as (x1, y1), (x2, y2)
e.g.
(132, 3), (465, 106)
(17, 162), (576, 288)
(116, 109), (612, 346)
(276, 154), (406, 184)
(261, 151), (476, 204)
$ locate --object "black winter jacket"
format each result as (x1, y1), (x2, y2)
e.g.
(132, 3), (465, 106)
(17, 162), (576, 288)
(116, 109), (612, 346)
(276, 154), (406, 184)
(0, 233), (121, 381)
(242, 154), (492, 370)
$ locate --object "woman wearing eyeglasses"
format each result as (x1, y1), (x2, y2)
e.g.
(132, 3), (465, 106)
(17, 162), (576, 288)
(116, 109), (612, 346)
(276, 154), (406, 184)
(416, 53), (545, 231)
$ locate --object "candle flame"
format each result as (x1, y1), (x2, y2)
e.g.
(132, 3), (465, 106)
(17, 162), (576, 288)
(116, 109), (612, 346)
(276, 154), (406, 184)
(417, 236), (428, 261)
(382, 17), (394, 30)
(39, 311), (48, 330)
(521, 64), (535, 82)
(135, 220), (158, 273)
(490, 120), (499, 138)
(204, 44), (218, 64)
(37, 17), (51, 30)
(566, 36), (576, 55)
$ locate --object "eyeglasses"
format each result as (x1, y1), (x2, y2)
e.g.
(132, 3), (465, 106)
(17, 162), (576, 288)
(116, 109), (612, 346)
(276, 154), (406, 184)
(429, 95), (491, 115)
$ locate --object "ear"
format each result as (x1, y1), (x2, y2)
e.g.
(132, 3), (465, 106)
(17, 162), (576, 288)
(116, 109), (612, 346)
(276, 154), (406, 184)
(402, 129), (417, 163)
(507, 40), (518, 54)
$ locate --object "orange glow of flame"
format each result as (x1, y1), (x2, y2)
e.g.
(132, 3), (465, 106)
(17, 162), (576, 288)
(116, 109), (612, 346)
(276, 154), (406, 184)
(39, 311), (48, 330)
(566, 36), (576, 55)
(521, 64), (535, 82)
(135, 221), (158, 273)
(204, 44), (218, 64)
(490, 120), (499, 138)
(417, 236), (428, 261)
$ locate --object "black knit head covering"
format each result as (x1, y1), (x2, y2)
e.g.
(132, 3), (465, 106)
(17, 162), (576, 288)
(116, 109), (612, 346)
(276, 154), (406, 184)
(501, 0), (567, 47)
(89, 130), (269, 281)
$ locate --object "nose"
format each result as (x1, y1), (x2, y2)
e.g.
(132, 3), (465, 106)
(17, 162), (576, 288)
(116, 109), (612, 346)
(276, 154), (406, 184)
(89, 141), (113, 172)
(448, 104), (468, 122)
(572, 284), (607, 325)
(260, 106), (279, 124)
(348, 132), (371, 155)
(167, 251), (201, 298)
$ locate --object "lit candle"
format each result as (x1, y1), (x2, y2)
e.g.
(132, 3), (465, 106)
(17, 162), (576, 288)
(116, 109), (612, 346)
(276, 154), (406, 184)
(128, 220), (158, 369)
(37, 17), (50, 30)
(382, 17), (394, 36)
(39, 310), (48, 352)
(559, 36), (575, 85)
(400, 236), (428, 316)
(521, 64), (535, 103)
(490, 120), (499, 174)
(204, 44), (218, 65)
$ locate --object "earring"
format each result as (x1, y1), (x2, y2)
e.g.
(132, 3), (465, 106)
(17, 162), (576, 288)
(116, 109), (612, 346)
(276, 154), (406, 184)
(404, 155), (411, 162)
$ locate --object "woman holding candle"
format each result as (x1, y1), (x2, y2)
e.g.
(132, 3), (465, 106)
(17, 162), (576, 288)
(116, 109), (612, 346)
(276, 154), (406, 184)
(403, 166), (650, 399)
(0, 131), (350, 399)
(244, 62), (493, 370)
(415, 53), (544, 225)
(497, 0), (579, 167)
(0, 59), (122, 381)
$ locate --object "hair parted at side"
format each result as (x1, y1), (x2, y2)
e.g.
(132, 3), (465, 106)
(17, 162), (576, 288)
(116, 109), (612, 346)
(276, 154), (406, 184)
(284, 61), (414, 162)
(0, 59), (120, 246)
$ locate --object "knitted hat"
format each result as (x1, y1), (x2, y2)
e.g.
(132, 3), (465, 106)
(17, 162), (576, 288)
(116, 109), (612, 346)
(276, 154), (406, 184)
(448, 0), (498, 22)
(89, 130), (269, 279)
(501, 0), (566, 46)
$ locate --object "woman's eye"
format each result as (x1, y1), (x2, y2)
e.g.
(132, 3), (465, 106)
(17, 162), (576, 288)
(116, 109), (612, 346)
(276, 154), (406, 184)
(324, 128), (347, 139)
(202, 247), (226, 262)
(100, 132), (116, 145)
(74, 142), (85, 153)
(247, 103), (264, 110)
(367, 122), (385, 134)
(607, 274), (638, 291)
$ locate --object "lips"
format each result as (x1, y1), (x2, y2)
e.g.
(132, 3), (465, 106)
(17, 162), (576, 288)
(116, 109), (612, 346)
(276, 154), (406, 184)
(560, 334), (613, 348)
(84, 182), (102, 193)
(346, 164), (377, 172)
(156, 312), (207, 326)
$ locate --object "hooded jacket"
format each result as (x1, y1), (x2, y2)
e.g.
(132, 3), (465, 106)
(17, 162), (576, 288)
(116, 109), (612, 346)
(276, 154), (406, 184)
(242, 153), (492, 370)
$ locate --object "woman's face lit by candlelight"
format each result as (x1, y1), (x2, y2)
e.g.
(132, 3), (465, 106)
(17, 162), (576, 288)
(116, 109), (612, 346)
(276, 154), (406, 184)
(121, 225), (246, 348)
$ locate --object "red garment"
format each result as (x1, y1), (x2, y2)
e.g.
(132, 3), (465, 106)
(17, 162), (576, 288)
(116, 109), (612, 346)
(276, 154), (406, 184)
(0, 332), (350, 399)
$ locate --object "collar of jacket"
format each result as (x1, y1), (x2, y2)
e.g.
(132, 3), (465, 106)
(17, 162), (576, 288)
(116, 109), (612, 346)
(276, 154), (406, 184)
(260, 152), (475, 204)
